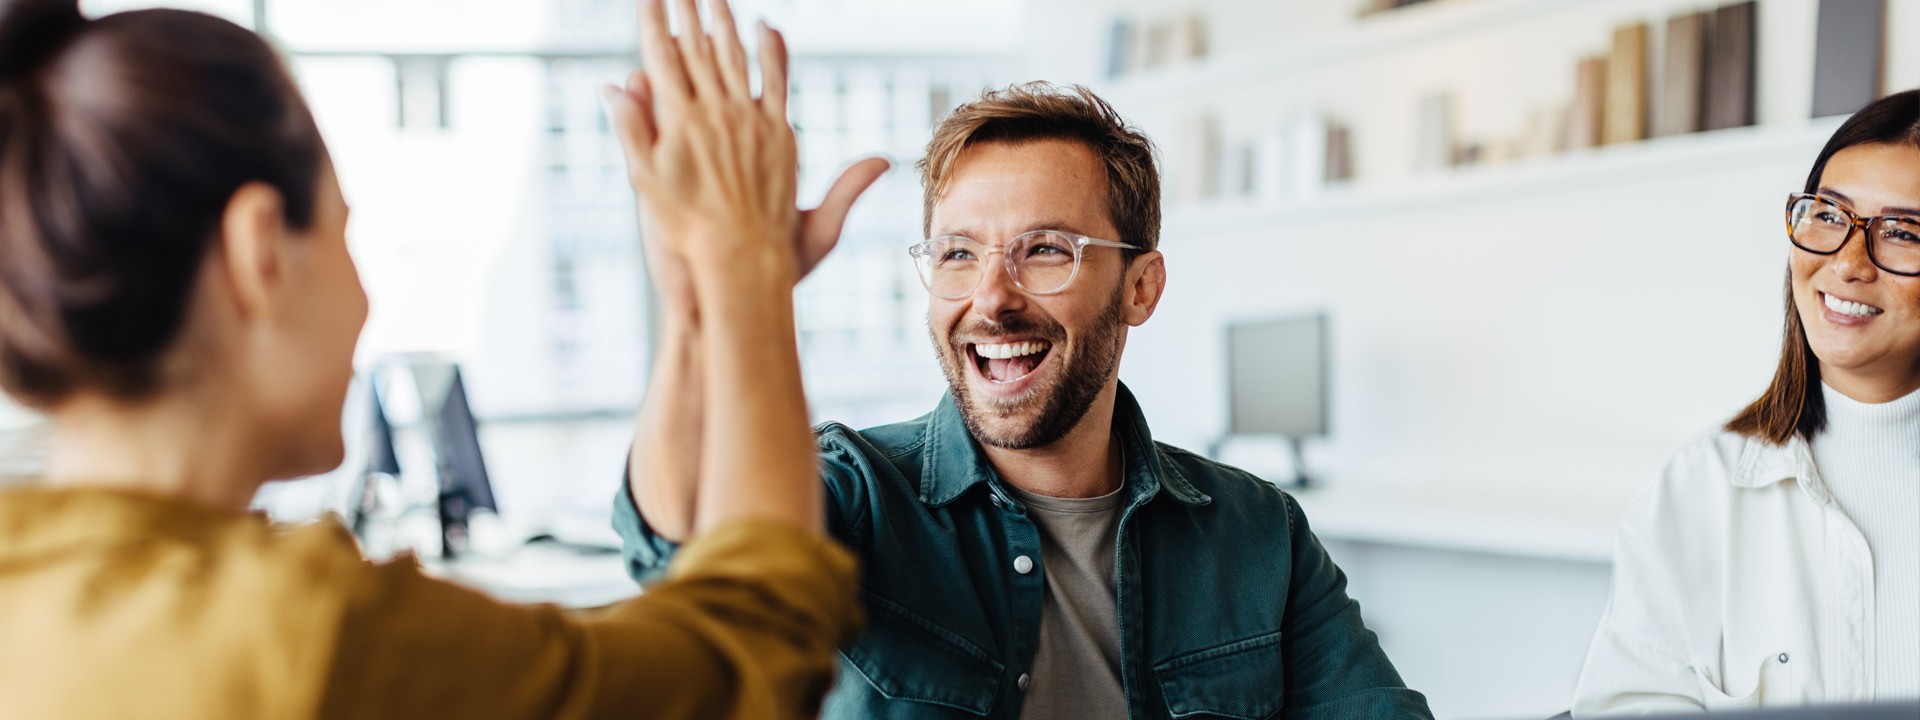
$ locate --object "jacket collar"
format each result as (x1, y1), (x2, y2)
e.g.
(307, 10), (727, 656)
(917, 381), (1211, 508)
(1732, 433), (1833, 506)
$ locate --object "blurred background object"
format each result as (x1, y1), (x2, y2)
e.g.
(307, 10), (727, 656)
(12, 0), (1908, 716)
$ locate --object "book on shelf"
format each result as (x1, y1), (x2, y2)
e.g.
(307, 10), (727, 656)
(1811, 0), (1887, 118)
(1325, 123), (1353, 183)
(1105, 19), (1132, 79)
(1703, 1), (1757, 131)
(1654, 11), (1708, 137)
(1603, 22), (1650, 144)
(1143, 19), (1175, 70)
(1569, 55), (1608, 149)
(1171, 13), (1207, 62)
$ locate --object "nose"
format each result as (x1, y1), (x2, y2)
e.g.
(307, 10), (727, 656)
(967, 252), (1029, 322)
(1828, 226), (1879, 283)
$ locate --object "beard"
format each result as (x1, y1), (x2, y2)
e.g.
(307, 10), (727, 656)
(932, 283), (1126, 450)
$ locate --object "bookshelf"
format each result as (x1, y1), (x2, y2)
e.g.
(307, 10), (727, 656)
(1020, 0), (1902, 529)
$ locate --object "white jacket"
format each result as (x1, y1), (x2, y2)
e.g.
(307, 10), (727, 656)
(1572, 431), (1877, 715)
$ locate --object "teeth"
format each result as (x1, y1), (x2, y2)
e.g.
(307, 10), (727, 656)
(1823, 293), (1883, 318)
(973, 341), (1049, 359)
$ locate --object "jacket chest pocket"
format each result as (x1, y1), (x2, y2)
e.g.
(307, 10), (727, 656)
(1692, 651), (1799, 709)
(836, 591), (1003, 718)
(1153, 631), (1286, 720)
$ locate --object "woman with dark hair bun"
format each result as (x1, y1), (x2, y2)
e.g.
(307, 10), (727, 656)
(1574, 91), (1920, 713)
(0, 0), (872, 717)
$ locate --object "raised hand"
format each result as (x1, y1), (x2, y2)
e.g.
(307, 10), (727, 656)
(605, 2), (886, 312)
(603, 0), (798, 279)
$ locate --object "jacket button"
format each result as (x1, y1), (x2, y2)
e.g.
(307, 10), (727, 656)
(1014, 555), (1034, 575)
(1017, 673), (1031, 691)
(1779, 653), (1790, 664)
(990, 494), (1006, 509)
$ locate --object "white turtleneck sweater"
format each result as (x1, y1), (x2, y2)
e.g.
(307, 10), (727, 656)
(1812, 383), (1920, 698)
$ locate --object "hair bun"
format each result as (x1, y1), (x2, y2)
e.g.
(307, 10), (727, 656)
(0, 0), (86, 83)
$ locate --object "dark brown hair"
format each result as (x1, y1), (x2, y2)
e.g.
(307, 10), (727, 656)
(918, 82), (1160, 262)
(1726, 90), (1920, 444)
(0, 0), (322, 408)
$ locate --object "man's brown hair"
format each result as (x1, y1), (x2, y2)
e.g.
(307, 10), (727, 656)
(917, 82), (1159, 260)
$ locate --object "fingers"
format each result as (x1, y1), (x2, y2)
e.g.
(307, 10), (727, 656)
(672, 0), (726, 101)
(756, 21), (789, 120)
(707, 0), (753, 100)
(796, 156), (891, 277)
(601, 76), (657, 186)
(637, 0), (690, 109)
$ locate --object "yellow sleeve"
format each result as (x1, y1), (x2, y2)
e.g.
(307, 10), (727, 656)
(315, 520), (860, 720)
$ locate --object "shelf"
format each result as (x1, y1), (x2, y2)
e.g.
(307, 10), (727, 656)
(1161, 115), (1846, 237)
(1100, 0), (1595, 108)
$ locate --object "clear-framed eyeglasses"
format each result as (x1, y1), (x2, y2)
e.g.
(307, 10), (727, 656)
(907, 230), (1141, 300)
(1786, 192), (1920, 276)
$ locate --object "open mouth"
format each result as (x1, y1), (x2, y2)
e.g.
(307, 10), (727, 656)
(968, 339), (1053, 384)
(1821, 291), (1884, 318)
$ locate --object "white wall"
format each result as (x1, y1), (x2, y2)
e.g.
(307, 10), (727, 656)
(1010, 1), (1888, 717)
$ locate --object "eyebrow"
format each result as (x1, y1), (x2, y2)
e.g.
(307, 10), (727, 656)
(934, 220), (1097, 240)
(1818, 187), (1920, 218)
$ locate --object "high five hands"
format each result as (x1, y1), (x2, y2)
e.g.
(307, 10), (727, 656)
(603, 0), (889, 308)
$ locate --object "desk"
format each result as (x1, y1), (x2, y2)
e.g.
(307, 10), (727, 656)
(423, 542), (639, 609)
(1281, 479), (1633, 719)
(1287, 480), (1634, 564)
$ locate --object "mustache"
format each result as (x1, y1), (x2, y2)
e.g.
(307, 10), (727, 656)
(949, 315), (1067, 348)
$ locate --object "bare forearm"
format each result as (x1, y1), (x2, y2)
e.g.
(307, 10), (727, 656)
(688, 253), (821, 534)
(630, 314), (703, 542)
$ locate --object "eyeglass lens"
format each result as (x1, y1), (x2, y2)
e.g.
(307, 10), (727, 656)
(1788, 196), (1920, 275)
(916, 232), (1081, 298)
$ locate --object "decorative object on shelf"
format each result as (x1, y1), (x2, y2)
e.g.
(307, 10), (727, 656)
(1171, 113), (1220, 202)
(1703, 0), (1758, 131)
(1570, 55), (1608, 149)
(1811, 0), (1887, 118)
(1415, 92), (1454, 172)
(1358, 0), (1444, 16)
(1655, 11), (1709, 137)
(1603, 22), (1650, 145)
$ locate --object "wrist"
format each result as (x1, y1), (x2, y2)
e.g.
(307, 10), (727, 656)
(683, 234), (799, 286)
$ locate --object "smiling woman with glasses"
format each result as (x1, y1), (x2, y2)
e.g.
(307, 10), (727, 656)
(1573, 91), (1920, 714)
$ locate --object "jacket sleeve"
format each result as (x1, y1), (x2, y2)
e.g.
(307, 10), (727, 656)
(317, 519), (861, 720)
(613, 467), (685, 585)
(615, 436), (867, 585)
(1571, 448), (1724, 716)
(1277, 493), (1435, 719)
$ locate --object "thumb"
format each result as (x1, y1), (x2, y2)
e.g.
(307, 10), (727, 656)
(797, 156), (891, 275)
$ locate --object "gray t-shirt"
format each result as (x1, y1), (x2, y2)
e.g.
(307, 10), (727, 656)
(1005, 482), (1127, 720)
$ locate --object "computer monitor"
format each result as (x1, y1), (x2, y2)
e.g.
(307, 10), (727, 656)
(403, 358), (498, 558)
(344, 374), (402, 539)
(1224, 313), (1328, 485)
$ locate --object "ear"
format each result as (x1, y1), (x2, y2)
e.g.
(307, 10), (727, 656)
(1121, 250), (1165, 327)
(216, 182), (289, 322)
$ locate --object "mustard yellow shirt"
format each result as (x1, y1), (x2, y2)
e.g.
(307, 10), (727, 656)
(0, 487), (859, 720)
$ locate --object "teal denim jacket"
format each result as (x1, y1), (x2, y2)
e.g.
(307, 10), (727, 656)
(614, 383), (1432, 719)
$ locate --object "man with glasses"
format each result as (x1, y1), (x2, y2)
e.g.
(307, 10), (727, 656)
(614, 81), (1432, 719)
